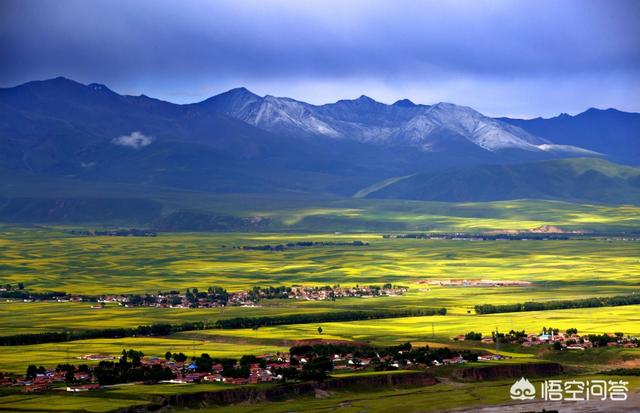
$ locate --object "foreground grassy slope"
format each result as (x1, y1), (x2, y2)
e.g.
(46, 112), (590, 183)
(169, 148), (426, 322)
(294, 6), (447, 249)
(189, 376), (640, 413)
(3, 374), (638, 413)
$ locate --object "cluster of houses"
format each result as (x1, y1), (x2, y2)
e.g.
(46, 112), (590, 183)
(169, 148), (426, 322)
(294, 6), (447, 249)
(1, 369), (96, 393)
(1, 342), (482, 393)
(454, 329), (638, 350)
(422, 279), (532, 288)
(382, 229), (576, 241)
(287, 285), (408, 300)
(3, 284), (408, 308)
(97, 284), (408, 309)
(68, 229), (157, 237)
(0, 356), (277, 393)
(131, 356), (281, 386)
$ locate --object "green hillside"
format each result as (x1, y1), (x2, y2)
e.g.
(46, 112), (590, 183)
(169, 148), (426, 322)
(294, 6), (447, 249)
(2, 165), (640, 232)
(363, 158), (640, 205)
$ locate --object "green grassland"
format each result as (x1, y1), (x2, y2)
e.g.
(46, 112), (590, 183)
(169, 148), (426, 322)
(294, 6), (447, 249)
(0, 382), (251, 412)
(0, 338), (288, 373)
(1, 229), (638, 295)
(0, 226), (638, 342)
(0, 200), (638, 413)
(243, 196), (640, 232)
(0, 305), (638, 374)
(0, 393), (148, 413)
(3, 178), (640, 231)
(188, 376), (640, 413)
(1, 375), (637, 413)
(0, 227), (637, 337)
(187, 375), (640, 413)
(179, 306), (640, 347)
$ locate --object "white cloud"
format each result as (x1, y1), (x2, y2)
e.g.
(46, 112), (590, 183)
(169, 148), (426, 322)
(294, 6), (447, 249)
(112, 131), (154, 149)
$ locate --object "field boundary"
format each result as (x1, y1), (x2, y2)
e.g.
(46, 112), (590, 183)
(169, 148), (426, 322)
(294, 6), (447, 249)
(0, 308), (446, 346)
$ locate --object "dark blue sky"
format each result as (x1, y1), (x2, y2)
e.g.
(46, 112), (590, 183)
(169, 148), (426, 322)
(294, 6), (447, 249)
(1, 0), (639, 117)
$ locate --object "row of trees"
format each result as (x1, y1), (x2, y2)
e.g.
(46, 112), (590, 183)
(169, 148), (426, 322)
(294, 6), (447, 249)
(1, 282), (25, 291)
(212, 308), (446, 329)
(0, 289), (87, 301)
(464, 328), (578, 342)
(383, 233), (571, 240)
(587, 332), (626, 347)
(0, 309), (445, 346)
(0, 321), (208, 346)
(474, 293), (640, 314)
(241, 240), (368, 251)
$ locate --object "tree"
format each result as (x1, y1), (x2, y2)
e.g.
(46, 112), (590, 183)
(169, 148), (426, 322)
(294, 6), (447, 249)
(173, 352), (188, 363)
(26, 364), (38, 379)
(165, 351), (172, 361)
(128, 295), (143, 306)
(318, 326), (323, 335)
(464, 331), (482, 340)
(65, 370), (75, 383)
(194, 354), (213, 373)
(239, 354), (259, 367)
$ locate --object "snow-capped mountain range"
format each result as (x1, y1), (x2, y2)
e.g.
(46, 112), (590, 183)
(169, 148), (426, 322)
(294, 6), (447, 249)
(200, 87), (598, 155)
(1, 77), (638, 216)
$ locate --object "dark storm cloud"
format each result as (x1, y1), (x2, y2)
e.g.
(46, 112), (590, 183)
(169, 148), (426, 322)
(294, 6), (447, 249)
(1, 0), (639, 116)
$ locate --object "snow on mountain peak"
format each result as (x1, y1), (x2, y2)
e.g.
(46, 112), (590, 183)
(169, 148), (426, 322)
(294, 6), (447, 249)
(249, 95), (340, 137)
(201, 89), (589, 154)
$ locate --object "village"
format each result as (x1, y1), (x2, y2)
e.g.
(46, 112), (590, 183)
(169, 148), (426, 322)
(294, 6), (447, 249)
(0, 341), (480, 393)
(0, 283), (409, 309)
(420, 279), (532, 288)
(453, 328), (639, 351)
(100, 284), (409, 308)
